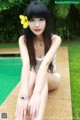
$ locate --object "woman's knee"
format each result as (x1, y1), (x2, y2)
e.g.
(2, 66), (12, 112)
(52, 72), (60, 88)
(48, 72), (61, 91)
(54, 72), (60, 81)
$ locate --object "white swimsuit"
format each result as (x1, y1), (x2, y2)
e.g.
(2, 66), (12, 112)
(31, 55), (56, 73)
(31, 35), (57, 73)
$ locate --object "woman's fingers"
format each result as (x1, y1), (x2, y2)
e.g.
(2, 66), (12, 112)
(35, 108), (38, 117)
(19, 109), (23, 120)
(29, 105), (36, 120)
(15, 108), (27, 120)
(15, 98), (29, 120)
(15, 106), (20, 120)
(27, 103), (30, 114)
(31, 107), (36, 120)
(28, 93), (41, 119)
(17, 106), (22, 120)
(23, 109), (27, 120)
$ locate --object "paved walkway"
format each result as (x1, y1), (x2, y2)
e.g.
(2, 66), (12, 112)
(0, 48), (19, 54)
(0, 47), (72, 120)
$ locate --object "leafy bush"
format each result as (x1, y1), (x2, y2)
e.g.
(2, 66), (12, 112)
(0, 1), (25, 43)
(0, 0), (50, 43)
(0, 1), (80, 43)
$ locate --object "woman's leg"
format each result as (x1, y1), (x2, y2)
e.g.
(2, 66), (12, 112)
(34, 72), (60, 120)
(48, 72), (60, 91)
(28, 71), (60, 120)
(34, 78), (48, 120)
(28, 71), (48, 120)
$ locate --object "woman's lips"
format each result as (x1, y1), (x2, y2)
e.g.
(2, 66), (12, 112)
(34, 29), (41, 32)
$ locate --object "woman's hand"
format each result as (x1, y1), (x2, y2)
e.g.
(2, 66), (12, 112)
(28, 92), (41, 120)
(15, 96), (29, 120)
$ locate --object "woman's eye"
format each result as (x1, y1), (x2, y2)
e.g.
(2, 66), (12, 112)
(29, 19), (34, 22)
(39, 18), (45, 21)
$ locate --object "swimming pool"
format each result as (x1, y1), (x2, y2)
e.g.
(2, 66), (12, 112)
(0, 57), (22, 105)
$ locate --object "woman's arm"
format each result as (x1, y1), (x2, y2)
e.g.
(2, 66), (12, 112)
(15, 35), (30, 120)
(33, 35), (62, 93)
(18, 35), (30, 97)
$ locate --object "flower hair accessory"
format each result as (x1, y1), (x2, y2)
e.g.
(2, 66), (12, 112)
(19, 15), (29, 29)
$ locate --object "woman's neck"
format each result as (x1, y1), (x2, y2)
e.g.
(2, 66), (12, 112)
(36, 35), (43, 42)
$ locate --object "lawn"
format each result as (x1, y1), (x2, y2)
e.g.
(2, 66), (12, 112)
(0, 40), (80, 120)
(62, 40), (80, 120)
(0, 43), (18, 48)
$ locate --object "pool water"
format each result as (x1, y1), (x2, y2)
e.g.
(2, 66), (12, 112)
(0, 57), (22, 105)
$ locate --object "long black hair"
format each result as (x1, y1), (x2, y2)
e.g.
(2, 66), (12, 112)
(21, 1), (54, 72)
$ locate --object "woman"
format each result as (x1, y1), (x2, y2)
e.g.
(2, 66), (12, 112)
(15, 1), (61, 120)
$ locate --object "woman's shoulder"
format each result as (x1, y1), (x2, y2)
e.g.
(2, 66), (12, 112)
(18, 35), (26, 44)
(51, 34), (62, 43)
(51, 34), (61, 40)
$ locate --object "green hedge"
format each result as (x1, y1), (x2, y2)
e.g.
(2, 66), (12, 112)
(0, 1), (80, 43)
(0, 0), (50, 43)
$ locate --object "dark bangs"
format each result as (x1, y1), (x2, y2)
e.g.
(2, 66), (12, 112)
(25, 1), (50, 21)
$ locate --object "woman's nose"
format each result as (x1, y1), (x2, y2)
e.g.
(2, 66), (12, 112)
(35, 21), (39, 27)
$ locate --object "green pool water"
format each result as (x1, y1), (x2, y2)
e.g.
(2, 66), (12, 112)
(0, 57), (22, 105)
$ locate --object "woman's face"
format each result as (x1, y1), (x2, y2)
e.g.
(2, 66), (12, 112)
(29, 17), (46, 36)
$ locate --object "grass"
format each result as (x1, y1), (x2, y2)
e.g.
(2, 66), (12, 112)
(0, 41), (80, 119)
(0, 43), (18, 48)
(62, 40), (80, 120)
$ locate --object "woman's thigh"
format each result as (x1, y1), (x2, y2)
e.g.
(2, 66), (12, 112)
(48, 72), (60, 91)
(28, 70), (36, 97)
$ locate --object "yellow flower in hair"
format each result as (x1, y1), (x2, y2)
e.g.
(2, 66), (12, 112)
(19, 15), (29, 29)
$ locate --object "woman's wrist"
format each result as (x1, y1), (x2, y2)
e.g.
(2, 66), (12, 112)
(19, 95), (29, 100)
(33, 90), (41, 95)
(19, 89), (29, 95)
(18, 91), (29, 99)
